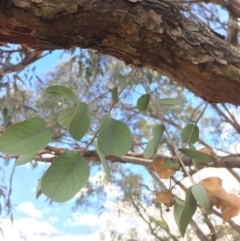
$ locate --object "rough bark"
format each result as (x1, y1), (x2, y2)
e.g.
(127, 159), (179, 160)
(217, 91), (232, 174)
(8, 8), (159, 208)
(1, 0), (240, 104)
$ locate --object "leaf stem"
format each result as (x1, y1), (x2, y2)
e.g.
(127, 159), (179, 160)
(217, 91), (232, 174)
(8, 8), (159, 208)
(108, 67), (138, 115)
(140, 69), (196, 184)
(47, 87), (116, 128)
(81, 127), (100, 153)
(86, 68), (138, 153)
(47, 109), (76, 128)
(184, 103), (208, 148)
(88, 89), (112, 105)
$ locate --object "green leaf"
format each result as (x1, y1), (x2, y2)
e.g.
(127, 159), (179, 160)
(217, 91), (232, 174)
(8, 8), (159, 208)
(174, 200), (184, 228)
(178, 148), (214, 163)
(181, 124), (199, 144)
(156, 98), (184, 106)
(16, 152), (37, 166)
(41, 151), (90, 203)
(164, 158), (180, 170)
(137, 94), (150, 111)
(45, 85), (78, 103)
(98, 115), (131, 156)
(116, 73), (128, 87)
(144, 138), (155, 159)
(175, 197), (185, 206)
(179, 188), (197, 236)
(111, 87), (119, 103)
(153, 124), (165, 151)
(69, 102), (91, 141)
(191, 184), (211, 214)
(94, 140), (111, 179)
(0, 118), (52, 155)
(58, 108), (76, 127)
(36, 178), (42, 199)
(188, 143), (199, 170)
(144, 125), (165, 159)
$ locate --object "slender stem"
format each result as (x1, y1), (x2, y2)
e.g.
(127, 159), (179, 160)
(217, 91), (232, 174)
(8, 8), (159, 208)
(183, 102), (208, 148)
(85, 68), (138, 151)
(140, 69), (196, 184)
(166, 127), (196, 184)
(81, 127), (100, 153)
(47, 109), (76, 128)
(108, 67), (138, 115)
(196, 103), (208, 122)
(47, 88), (113, 128)
(88, 89), (111, 105)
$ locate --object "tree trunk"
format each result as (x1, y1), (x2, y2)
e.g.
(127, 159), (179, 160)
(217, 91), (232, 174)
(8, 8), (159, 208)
(1, 0), (240, 104)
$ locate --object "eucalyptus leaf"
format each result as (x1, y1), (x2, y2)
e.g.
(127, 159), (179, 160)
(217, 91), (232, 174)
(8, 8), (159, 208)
(0, 118), (52, 155)
(181, 124), (199, 144)
(174, 200), (184, 228)
(156, 98), (184, 106)
(188, 143), (199, 170)
(164, 158), (180, 170)
(153, 124), (165, 151)
(58, 107), (76, 127)
(69, 102), (91, 141)
(16, 152), (37, 166)
(94, 140), (111, 179)
(179, 188), (197, 236)
(152, 125), (165, 145)
(41, 151), (90, 203)
(175, 197), (185, 206)
(144, 125), (165, 159)
(144, 138), (155, 159)
(111, 87), (119, 103)
(178, 148), (214, 163)
(116, 73), (128, 87)
(98, 115), (131, 156)
(36, 177), (42, 199)
(137, 94), (150, 111)
(45, 85), (78, 103)
(191, 184), (211, 214)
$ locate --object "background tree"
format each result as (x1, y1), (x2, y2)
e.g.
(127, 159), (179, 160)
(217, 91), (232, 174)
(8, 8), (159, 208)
(1, 0), (240, 240)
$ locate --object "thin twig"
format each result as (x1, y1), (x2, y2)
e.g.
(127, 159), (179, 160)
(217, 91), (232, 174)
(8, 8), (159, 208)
(140, 69), (195, 184)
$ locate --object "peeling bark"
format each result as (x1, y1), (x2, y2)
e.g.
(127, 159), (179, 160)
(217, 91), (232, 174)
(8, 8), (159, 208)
(1, 0), (240, 104)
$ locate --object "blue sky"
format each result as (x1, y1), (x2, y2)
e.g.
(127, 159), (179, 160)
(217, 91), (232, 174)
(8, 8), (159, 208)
(0, 45), (159, 239)
(0, 51), (104, 240)
(0, 49), (169, 241)
(1, 158), (160, 240)
(1, 11), (240, 237)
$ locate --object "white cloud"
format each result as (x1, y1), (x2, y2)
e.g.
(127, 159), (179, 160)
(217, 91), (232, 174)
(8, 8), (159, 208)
(42, 206), (60, 214)
(49, 216), (58, 223)
(4, 167), (239, 241)
(229, 142), (240, 154)
(48, 232), (100, 241)
(0, 217), (60, 241)
(0, 217), (101, 241)
(63, 200), (155, 240)
(64, 213), (99, 228)
(89, 170), (106, 184)
(103, 183), (123, 199)
(16, 202), (43, 219)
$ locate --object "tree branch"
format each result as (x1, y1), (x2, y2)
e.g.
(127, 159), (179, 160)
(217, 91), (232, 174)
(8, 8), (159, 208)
(1, 0), (240, 104)
(0, 46), (43, 75)
(2, 146), (240, 169)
